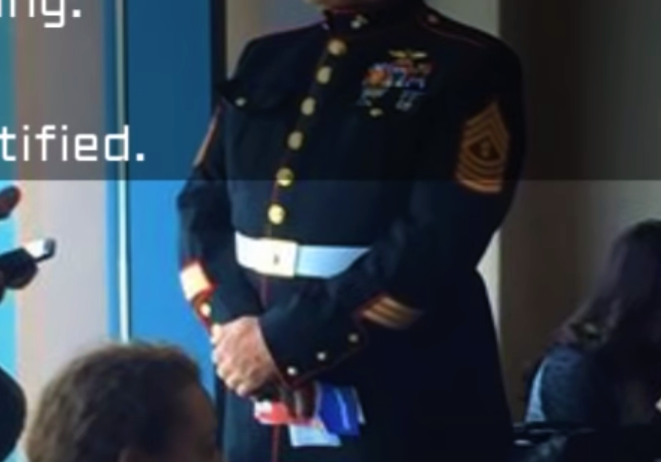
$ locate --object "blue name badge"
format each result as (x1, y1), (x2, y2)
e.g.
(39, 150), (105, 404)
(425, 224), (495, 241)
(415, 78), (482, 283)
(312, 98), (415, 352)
(317, 384), (361, 436)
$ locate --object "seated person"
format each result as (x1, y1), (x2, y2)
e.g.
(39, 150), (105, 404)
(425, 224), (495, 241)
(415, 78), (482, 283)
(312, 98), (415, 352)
(25, 343), (220, 462)
(526, 219), (661, 426)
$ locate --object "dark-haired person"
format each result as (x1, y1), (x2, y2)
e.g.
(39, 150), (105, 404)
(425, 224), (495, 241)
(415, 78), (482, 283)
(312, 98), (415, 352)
(526, 220), (661, 425)
(25, 344), (220, 462)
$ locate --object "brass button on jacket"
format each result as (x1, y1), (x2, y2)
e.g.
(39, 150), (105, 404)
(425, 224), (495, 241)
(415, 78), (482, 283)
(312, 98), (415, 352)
(268, 204), (286, 225)
(316, 66), (333, 84)
(301, 97), (317, 116)
(288, 131), (304, 150)
(328, 39), (348, 56)
(276, 168), (295, 187)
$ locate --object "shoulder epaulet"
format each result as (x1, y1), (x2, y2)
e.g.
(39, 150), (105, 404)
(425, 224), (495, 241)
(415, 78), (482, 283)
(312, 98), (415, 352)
(415, 8), (499, 51)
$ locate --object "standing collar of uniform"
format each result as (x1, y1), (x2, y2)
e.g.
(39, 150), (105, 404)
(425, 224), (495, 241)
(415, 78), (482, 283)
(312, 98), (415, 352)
(322, 0), (425, 36)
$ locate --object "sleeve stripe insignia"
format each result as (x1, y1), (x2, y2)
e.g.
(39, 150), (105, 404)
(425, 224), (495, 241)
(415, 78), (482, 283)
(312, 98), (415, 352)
(180, 261), (213, 302)
(455, 101), (510, 194)
(361, 296), (423, 330)
(193, 106), (222, 168)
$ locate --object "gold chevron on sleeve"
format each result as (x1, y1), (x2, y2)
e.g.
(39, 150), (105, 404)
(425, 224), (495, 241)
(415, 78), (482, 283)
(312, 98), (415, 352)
(180, 261), (213, 303)
(361, 296), (423, 330)
(455, 101), (510, 194)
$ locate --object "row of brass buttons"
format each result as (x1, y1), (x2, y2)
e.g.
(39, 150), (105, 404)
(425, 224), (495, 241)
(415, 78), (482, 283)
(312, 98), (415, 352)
(265, 25), (369, 376)
(268, 38), (350, 227)
(272, 38), (353, 376)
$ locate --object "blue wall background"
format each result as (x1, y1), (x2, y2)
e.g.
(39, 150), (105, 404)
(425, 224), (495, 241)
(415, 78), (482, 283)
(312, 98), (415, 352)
(122, 0), (214, 392)
(0, 14), (18, 462)
(104, 0), (120, 341)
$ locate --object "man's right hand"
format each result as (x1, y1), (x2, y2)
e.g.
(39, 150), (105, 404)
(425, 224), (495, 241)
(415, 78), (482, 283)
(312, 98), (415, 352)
(210, 322), (315, 419)
(210, 318), (278, 397)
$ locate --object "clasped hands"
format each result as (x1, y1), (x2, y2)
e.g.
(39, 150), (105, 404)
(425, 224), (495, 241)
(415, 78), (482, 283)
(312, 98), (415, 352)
(211, 317), (316, 419)
(211, 316), (278, 398)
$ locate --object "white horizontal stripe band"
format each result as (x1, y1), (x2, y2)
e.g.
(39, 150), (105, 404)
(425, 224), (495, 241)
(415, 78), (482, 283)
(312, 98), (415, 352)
(235, 232), (369, 279)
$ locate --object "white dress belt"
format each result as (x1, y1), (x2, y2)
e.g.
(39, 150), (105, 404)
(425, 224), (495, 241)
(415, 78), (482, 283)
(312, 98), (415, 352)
(235, 232), (370, 279)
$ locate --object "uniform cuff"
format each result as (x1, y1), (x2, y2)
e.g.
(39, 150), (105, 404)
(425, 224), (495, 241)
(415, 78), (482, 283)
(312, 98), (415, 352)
(258, 288), (368, 388)
(180, 261), (215, 305)
(180, 261), (263, 327)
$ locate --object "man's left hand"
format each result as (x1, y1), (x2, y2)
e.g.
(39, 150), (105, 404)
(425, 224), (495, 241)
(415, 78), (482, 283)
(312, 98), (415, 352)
(211, 317), (278, 398)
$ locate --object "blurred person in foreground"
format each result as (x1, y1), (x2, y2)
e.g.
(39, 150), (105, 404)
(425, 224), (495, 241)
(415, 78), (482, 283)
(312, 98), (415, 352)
(25, 344), (220, 462)
(178, 0), (526, 460)
(0, 185), (38, 462)
(526, 220), (661, 426)
(0, 365), (25, 462)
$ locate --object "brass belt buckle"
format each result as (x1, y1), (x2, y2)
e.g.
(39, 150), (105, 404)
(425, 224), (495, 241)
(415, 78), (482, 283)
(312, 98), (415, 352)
(259, 238), (299, 278)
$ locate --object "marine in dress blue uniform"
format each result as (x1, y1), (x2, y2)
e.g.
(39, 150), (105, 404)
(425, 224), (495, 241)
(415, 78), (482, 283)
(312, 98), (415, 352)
(178, 1), (526, 461)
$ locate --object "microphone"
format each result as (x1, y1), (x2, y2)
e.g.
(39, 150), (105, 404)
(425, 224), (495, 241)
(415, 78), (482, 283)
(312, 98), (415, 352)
(0, 248), (38, 289)
(0, 367), (26, 462)
(0, 187), (20, 221)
